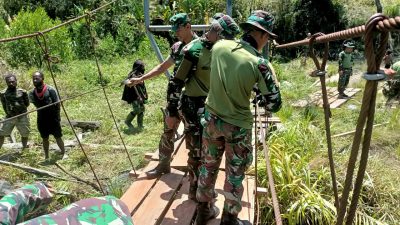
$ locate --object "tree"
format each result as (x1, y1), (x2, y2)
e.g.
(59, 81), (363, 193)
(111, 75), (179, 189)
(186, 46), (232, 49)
(374, 0), (382, 13)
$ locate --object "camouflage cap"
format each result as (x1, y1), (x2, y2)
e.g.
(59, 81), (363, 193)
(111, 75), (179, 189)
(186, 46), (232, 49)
(170, 13), (190, 32)
(210, 15), (240, 38)
(240, 10), (277, 39)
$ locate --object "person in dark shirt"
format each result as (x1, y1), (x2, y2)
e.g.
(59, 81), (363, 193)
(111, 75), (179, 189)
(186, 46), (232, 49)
(0, 73), (30, 150)
(122, 60), (148, 131)
(29, 71), (66, 161)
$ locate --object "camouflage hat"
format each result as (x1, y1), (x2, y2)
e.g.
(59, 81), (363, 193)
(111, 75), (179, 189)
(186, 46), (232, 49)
(210, 15), (240, 38)
(343, 40), (355, 48)
(240, 10), (277, 39)
(170, 13), (190, 32)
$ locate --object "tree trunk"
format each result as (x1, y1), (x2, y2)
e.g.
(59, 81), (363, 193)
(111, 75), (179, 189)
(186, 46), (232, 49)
(374, 0), (383, 13)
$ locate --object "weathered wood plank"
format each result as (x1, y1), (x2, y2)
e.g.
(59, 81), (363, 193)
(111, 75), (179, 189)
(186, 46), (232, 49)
(121, 161), (159, 213)
(238, 176), (255, 224)
(161, 177), (197, 225)
(132, 168), (185, 225)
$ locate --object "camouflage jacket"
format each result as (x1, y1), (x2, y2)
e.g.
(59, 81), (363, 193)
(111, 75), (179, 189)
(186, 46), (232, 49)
(0, 88), (29, 118)
(0, 183), (133, 225)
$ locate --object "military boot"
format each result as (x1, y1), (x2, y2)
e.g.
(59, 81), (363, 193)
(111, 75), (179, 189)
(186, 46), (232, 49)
(146, 162), (171, 179)
(125, 112), (135, 130)
(137, 112), (144, 129)
(194, 202), (220, 225)
(221, 210), (247, 225)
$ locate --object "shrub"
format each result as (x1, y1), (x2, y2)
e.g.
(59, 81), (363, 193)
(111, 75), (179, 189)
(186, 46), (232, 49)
(5, 7), (73, 68)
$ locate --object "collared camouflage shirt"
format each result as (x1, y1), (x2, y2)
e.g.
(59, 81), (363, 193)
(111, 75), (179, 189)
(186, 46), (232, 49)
(0, 88), (29, 118)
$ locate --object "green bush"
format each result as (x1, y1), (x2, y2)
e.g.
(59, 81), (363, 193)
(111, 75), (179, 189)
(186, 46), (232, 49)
(5, 7), (73, 67)
(70, 21), (93, 60)
(115, 17), (145, 56)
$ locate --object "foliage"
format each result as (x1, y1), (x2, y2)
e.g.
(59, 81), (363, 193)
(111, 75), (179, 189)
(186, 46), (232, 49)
(5, 7), (73, 67)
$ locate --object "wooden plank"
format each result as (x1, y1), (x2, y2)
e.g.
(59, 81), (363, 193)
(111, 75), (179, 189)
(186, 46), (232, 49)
(132, 168), (185, 225)
(121, 161), (159, 213)
(239, 176), (255, 224)
(207, 171), (225, 225)
(329, 88), (360, 108)
(161, 177), (197, 225)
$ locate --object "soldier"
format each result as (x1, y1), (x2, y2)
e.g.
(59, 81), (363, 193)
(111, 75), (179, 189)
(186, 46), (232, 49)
(128, 13), (197, 179)
(122, 59), (148, 131)
(29, 71), (66, 161)
(195, 10), (282, 225)
(337, 40), (355, 99)
(0, 73), (30, 150)
(383, 61), (400, 106)
(0, 182), (134, 225)
(173, 14), (240, 201)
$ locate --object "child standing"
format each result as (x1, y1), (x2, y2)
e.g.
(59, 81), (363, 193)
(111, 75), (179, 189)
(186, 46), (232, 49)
(122, 60), (147, 131)
(337, 40), (355, 99)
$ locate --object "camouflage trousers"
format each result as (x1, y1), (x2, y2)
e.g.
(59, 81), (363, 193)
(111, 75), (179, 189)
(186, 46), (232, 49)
(158, 107), (182, 165)
(382, 80), (400, 101)
(338, 69), (352, 94)
(197, 111), (253, 216)
(180, 95), (206, 190)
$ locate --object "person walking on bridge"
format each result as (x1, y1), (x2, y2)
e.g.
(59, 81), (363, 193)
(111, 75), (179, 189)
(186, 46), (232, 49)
(173, 14), (240, 202)
(128, 13), (197, 178)
(195, 10), (282, 225)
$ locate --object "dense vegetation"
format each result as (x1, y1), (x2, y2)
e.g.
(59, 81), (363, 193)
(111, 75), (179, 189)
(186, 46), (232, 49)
(0, 0), (399, 224)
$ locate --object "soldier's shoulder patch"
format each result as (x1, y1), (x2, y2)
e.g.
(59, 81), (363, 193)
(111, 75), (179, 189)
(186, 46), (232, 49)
(171, 41), (184, 54)
(257, 58), (270, 74)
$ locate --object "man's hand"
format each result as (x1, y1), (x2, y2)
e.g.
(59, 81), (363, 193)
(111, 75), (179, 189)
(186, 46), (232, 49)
(339, 70), (344, 76)
(127, 77), (143, 87)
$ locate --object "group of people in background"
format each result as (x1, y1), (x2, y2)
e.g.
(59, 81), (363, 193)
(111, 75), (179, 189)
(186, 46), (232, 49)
(0, 71), (66, 161)
(124, 10), (282, 225)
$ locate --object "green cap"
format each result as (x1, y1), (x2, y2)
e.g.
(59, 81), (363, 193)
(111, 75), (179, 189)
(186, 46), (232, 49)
(240, 10), (277, 39)
(210, 15), (240, 38)
(391, 61), (400, 74)
(169, 13), (190, 32)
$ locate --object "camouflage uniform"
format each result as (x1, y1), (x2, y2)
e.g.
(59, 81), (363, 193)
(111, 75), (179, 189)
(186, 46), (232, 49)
(0, 88), (30, 138)
(158, 23), (197, 165)
(174, 37), (212, 198)
(197, 32), (281, 220)
(382, 61), (400, 103)
(0, 182), (133, 225)
(337, 49), (354, 95)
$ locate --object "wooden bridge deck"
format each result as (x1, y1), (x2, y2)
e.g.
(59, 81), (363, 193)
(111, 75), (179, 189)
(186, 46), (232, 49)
(121, 115), (281, 225)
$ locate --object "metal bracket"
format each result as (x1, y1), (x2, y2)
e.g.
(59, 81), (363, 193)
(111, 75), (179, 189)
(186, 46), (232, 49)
(362, 70), (386, 81)
(309, 70), (326, 77)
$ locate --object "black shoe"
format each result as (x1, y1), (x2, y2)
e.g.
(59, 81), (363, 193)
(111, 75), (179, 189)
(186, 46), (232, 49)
(145, 163), (171, 179)
(338, 94), (349, 99)
(194, 202), (220, 225)
(221, 210), (247, 225)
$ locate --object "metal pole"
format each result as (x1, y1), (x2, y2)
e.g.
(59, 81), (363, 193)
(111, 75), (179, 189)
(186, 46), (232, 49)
(144, 0), (171, 78)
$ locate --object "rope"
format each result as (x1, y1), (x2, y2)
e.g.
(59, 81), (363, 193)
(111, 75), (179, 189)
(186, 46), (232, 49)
(0, 0), (118, 44)
(336, 13), (389, 225)
(0, 81), (123, 125)
(84, 14), (137, 175)
(253, 105), (259, 224)
(276, 16), (399, 49)
(35, 32), (105, 195)
(308, 33), (340, 209)
(256, 105), (282, 225)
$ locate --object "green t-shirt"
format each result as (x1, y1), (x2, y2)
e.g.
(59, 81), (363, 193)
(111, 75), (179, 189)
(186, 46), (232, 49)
(175, 38), (211, 97)
(206, 39), (281, 129)
(338, 51), (354, 70)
